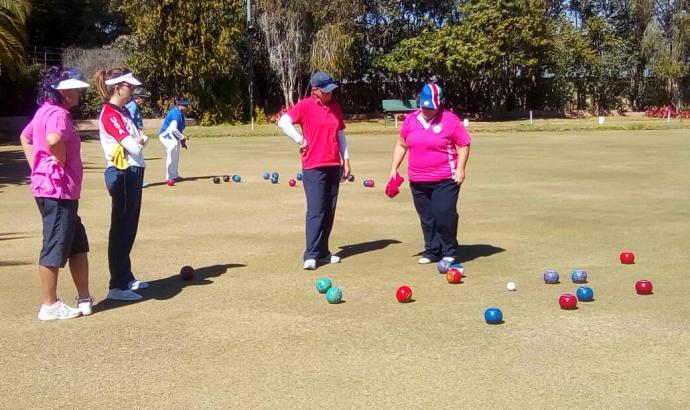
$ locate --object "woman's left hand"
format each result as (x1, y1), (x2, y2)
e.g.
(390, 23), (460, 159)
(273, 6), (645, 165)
(453, 168), (465, 185)
(342, 159), (351, 180)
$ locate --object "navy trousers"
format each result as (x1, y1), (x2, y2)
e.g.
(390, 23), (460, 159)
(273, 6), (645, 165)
(105, 166), (144, 290)
(409, 179), (460, 260)
(302, 166), (341, 261)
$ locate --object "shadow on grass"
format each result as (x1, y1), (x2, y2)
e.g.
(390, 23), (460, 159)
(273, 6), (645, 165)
(335, 239), (402, 259)
(143, 175), (219, 188)
(0, 232), (30, 242)
(0, 260), (32, 267)
(93, 263), (245, 313)
(414, 244), (505, 263)
(486, 320), (505, 325)
(0, 149), (30, 189)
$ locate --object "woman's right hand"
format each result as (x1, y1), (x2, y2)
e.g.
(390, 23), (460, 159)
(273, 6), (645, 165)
(299, 140), (308, 156)
(389, 169), (398, 182)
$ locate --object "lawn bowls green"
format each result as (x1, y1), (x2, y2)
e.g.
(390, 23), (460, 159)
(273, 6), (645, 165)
(316, 277), (332, 294)
(326, 287), (342, 304)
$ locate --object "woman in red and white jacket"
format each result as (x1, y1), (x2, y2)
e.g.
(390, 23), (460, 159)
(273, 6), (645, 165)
(95, 68), (150, 302)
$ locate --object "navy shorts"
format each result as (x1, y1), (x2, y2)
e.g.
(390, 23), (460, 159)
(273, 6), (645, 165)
(36, 198), (89, 268)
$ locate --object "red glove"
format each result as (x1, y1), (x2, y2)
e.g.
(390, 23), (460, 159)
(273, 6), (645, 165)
(385, 172), (405, 198)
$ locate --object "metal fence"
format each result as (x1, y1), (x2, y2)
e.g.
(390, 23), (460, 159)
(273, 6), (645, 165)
(26, 46), (63, 70)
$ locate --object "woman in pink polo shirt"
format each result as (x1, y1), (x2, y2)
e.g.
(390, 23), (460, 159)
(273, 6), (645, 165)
(278, 71), (351, 270)
(19, 66), (93, 320)
(388, 83), (471, 265)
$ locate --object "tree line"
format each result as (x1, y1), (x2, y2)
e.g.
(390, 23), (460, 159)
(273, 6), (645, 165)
(1, 0), (688, 123)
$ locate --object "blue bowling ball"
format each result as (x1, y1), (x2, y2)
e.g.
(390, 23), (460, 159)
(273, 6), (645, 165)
(270, 176), (279, 184)
(232, 175), (241, 183)
(576, 286), (594, 302)
(450, 263), (463, 271)
(263, 172), (270, 180)
(571, 269), (587, 283)
(296, 173), (303, 181)
(484, 307), (503, 324)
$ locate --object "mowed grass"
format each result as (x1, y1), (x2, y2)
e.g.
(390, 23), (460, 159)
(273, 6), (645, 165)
(1, 122), (689, 409)
(170, 115), (690, 139)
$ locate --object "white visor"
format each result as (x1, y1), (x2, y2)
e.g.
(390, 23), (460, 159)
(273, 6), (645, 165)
(55, 79), (90, 90)
(105, 73), (142, 86)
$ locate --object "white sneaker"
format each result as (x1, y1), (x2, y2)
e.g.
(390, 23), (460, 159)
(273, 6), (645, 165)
(418, 257), (433, 264)
(128, 280), (149, 290)
(303, 259), (317, 270)
(442, 257), (455, 263)
(77, 297), (93, 316)
(37, 300), (82, 321)
(107, 289), (143, 301)
(319, 255), (341, 264)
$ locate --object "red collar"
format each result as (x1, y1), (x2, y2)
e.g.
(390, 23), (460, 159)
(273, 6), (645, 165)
(103, 102), (133, 119)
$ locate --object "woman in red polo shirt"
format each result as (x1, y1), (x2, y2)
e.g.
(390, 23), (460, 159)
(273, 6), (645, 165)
(278, 71), (351, 270)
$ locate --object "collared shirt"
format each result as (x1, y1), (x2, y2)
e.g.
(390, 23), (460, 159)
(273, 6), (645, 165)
(98, 103), (146, 168)
(159, 106), (185, 136)
(287, 96), (346, 169)
(400, 109), (471, 182)
(22, 102), (83, 199)
(125, 100), (144, 130)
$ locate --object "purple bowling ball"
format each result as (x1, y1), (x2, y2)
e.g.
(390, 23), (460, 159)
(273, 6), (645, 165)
(437, 259), (451, 274)
(543, 269), (560, 284)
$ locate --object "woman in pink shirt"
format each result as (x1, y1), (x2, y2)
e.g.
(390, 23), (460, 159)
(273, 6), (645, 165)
(19, 66), (93, 320)
(278, 71), (351, 270)
(388, 83), (471, 265)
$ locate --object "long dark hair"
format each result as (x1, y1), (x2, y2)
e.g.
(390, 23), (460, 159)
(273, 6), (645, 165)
(37, 66), (63, 105)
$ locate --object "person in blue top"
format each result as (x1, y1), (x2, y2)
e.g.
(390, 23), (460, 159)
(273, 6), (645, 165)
(125, 88), (149, 133)
(158, 98), (190, 185)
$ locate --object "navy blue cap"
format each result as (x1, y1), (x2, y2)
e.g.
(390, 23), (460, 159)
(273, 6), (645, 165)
(133, 88), (150, 98)
(310, 71), (338, 93)
(176, 98), (191, 105)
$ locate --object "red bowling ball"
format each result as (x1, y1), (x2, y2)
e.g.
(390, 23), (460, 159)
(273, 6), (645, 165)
(559, 293), (578, 310)
(620, 251), (635, 264)
(446, 268), (463, 284)
(635, 280), (653, 295)
(167, 179), (175, 186)
(288, 179), (297, 187)
(396, 285), (412, 303)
